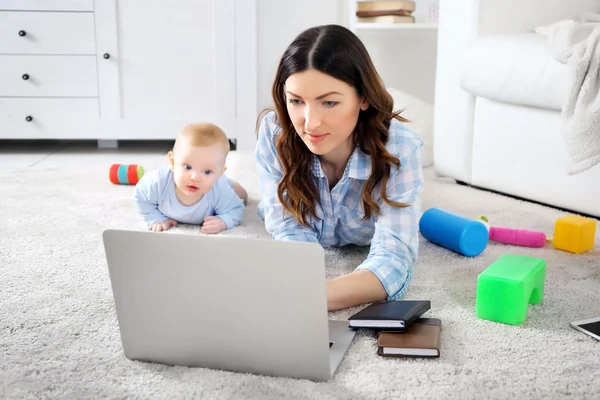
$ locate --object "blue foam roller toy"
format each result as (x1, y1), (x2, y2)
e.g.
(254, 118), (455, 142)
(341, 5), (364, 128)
(419, 207), (489, 257)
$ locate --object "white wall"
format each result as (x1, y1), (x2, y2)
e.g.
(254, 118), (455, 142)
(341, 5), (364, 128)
(356, 29), (438, 104)
(256, 0), (347, 112)
(255, 0), (438, 114)
(354, 0), (439, 104)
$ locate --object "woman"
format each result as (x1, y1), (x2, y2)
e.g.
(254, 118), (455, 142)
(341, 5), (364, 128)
(255, 24), (424, 311)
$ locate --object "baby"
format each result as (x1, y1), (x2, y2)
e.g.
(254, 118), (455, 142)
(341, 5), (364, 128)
(134, 122), (248, 234)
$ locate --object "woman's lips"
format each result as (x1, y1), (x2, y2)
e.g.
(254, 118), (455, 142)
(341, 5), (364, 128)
(305, 133), (328, 143)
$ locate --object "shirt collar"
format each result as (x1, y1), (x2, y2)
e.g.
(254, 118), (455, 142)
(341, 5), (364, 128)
(311, 146), (372, 180)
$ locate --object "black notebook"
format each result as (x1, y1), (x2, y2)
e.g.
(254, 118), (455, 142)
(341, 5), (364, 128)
(348, 300), (430, 330)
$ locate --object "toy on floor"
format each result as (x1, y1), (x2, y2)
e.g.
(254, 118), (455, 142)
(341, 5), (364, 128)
(109, 164), (144, 185)
(476, 254), (546, 325)
(478, 214), (596, 253)
(552, 214), (597, 254)
(419, 207), (489, 257)
(478, 216), (548, 248)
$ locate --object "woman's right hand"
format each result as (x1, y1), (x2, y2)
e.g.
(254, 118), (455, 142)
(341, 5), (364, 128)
(149, 219), (178, 232)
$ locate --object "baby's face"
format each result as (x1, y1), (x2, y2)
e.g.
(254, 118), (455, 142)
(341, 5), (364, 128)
(169, 142), (226, 199)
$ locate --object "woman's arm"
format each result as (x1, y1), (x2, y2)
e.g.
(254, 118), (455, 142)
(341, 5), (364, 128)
(344, 139), (424, 309)
(255, 112), (319, 243)
(327, 269), (387, 311)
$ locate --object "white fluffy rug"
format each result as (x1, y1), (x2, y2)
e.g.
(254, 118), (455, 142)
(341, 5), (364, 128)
(1, 150), (599, 399)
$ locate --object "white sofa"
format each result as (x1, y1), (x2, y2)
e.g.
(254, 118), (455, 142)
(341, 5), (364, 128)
(433, 0), (600, 218)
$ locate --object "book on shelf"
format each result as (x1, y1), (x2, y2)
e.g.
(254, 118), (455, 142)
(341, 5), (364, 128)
(357, 15), (415, 24)
(356, 1), (415, 13)
(356, 9), (412, 17)
(356, 1), (416, 23)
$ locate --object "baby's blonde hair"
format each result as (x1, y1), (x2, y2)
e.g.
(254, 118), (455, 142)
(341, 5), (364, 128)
(174, 123), (230, 155)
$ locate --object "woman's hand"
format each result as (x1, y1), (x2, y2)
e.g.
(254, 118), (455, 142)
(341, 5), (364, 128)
(326, 269), (387, 311)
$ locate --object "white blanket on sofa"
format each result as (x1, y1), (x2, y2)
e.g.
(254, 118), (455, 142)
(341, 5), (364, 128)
(562, 24), (600, 175)
(537, 14), (600, 174)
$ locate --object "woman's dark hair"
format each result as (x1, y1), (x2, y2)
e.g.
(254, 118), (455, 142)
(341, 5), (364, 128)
(260, 24), (408, 227)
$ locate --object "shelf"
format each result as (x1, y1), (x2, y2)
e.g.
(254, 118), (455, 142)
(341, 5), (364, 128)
(355, 22), (438, 31)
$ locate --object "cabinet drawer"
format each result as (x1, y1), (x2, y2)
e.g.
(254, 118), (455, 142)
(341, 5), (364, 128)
(0, 55), (98, 97)
(0, 12), (95, 55)
(0, 98), (99, 139)
(0, 0), (93, 12)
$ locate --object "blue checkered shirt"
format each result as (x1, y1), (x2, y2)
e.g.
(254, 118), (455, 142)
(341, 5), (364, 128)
(255, 111), (424, 300)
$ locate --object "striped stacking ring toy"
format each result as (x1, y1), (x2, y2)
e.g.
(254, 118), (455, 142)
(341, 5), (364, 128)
(109, 164), (144, 185)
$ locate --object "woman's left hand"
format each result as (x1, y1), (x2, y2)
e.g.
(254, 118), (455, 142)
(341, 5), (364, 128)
(326, 269), (387, 311)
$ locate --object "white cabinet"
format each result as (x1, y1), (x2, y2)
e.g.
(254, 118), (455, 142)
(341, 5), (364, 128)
(0, 0), (93, 12)
(0, 55), (98, 97)
(94, 0), (237, 141)
(0, 98), (99, 140)
(0, 11), (96, 54)
(0, 0), (257, 149)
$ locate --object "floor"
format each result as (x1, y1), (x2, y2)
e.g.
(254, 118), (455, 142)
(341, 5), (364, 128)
(2, 143), (598, 399)
(0, 140), (174, 171)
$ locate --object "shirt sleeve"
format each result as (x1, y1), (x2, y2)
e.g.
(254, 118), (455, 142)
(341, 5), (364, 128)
(212, 178), (245, 229)
(133, 169), (170, 227)
(255, 113), (319, 243)
(355, 141), (424, 300)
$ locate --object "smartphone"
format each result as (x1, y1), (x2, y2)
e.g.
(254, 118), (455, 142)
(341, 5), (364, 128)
(570, 317), (600, 341)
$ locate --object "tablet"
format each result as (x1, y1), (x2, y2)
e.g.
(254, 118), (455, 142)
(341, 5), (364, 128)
(570, 317), (600, 341)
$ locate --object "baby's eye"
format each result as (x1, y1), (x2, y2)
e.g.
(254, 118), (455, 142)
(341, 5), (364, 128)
(184, 164), (192, 171)
(323, 101), (338, 108)
(203, 169), (212, 175)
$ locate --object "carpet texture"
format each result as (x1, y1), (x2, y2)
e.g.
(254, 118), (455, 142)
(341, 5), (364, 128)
(1, 150), (599, 400)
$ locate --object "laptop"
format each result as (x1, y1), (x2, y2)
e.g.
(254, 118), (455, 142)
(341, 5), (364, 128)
(102, 229), (356, 382)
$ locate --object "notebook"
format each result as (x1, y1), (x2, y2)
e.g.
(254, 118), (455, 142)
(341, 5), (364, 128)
(376, 318), (442, 358)
(347, 300), (430, 330)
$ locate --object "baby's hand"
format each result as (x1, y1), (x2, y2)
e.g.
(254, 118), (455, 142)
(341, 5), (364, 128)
(201, 216), (227, 235)
(150, 219), (178, 232)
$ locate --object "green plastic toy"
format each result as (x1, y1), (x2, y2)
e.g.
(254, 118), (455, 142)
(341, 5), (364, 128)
(476, 254), (546, 325)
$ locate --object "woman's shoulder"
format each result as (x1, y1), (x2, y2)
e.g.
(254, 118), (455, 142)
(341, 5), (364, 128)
(256, 110), (283, 161)
(258, 110), (282, 138)
(385, 118), (424, 160)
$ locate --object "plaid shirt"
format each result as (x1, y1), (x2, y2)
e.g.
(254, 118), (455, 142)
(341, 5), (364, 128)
(255, 112), (424, 300)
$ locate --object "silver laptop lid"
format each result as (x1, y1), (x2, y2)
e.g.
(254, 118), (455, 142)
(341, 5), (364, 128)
(102, 229), (332, 381)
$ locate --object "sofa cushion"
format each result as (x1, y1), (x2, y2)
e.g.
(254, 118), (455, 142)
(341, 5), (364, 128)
(460, 33), (571, 111)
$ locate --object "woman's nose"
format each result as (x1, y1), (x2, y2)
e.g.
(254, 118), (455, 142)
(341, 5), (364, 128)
(304, 106), (321, 132)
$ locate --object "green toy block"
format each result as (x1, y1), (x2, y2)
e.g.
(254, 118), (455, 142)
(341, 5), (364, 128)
(476, 254), (546, 325)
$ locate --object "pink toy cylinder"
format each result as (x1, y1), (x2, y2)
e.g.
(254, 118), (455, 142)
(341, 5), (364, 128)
(489, 227), (547, 248)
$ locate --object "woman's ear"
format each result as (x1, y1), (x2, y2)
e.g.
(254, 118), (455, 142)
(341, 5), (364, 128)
(360, 98), (370, 111)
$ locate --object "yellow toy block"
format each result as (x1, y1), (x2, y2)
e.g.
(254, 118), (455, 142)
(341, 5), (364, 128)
(552, 215), (597, 254)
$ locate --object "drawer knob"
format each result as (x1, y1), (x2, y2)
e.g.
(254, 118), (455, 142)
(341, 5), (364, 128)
(103, 53), (110, 59)
(22, 74), (30, 80)
(19, 30), (27, 37)
(25, 116), (33, 122)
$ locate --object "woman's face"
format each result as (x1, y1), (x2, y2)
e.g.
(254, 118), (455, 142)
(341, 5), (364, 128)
(284, 68), (369, 156)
